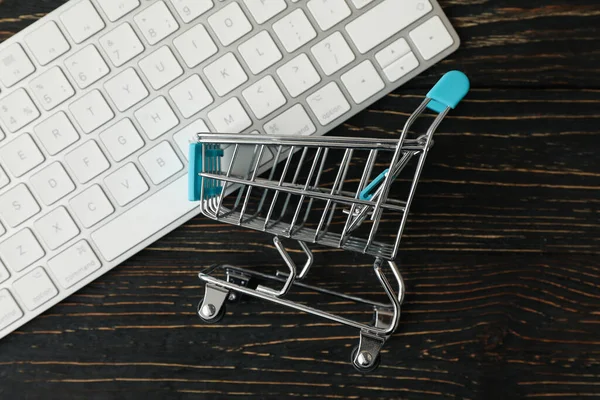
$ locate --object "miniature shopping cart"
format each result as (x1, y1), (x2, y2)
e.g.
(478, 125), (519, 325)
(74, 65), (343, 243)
(187, 71), (470, 371)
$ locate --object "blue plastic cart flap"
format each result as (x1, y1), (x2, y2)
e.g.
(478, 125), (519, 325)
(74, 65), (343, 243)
(188, 143), (203, 201)
(426, 70), (470, 113)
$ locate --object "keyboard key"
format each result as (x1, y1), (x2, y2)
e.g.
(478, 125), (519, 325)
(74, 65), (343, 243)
(29, 67), (75, 111)
(0, 185), (40, 228)
(383, 52), (419, 82)
(346, 0), (432, 53)
(0, 44), (35, 87)
(311, 31), (355, 76)
(65, 140), (110, 184)
(134, 1), (179, 45)
(0, 89), (40, 133)
(0, 229), (45, 272)
(173, 24), (218, 68)
(24, 21), (70, 66)
(34, 207), (79, 250)
(264, 104), (316, 136)
(139, 141), (183, 185)
(0, 133), (45, 178)
(96, 0), (140, 22)
(135, 97), (179, 140)
(169, 75), (213, 118)
(65, 45), (110, 89)
(13, 267), (58, 311)
(375, 38), (411, 69)
(60, 0), (106, 44)
(277, 53), (321, 97)
(208, 2), (252, 46)
(204, 52), (248, 97)
(243, 0), (287, 24)
(350, 0), (374, 9)
(104, 68), (149, 112)
(139, 46), (183, 90)
(99, 118), (144, 162)
(173, 119), (211, 160)
(208, 97), (252, 133)
(341, 60), (385, 104)
(409, 16), (454, 61)
(0, 290), (23, 331)
(307, 0), (352, 31)
(30, 162), (76, 206)
(70, 185), (114, 228)
(238, 31), (282, 75)
(273, 9), (317, 53)
(99, 23), (144, 67)
(105, 163), (149, 206)
(34, 112), (80, 156)
(242, 75), (286, 119)
(168, 0), (214, 23)
(91, 175), (196, 261)
(0, 166), (9, 190)
(69, 90), (114, 134)
(47, 240), (101, 289)
(0, 262), (9, 284)
(307, 82), (350, 126)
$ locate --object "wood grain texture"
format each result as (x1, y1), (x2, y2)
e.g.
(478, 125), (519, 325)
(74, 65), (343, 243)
(1, 0), (599, 399)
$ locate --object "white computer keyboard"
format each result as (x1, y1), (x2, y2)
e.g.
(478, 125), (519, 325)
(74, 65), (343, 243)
(0, 0), (459, 339)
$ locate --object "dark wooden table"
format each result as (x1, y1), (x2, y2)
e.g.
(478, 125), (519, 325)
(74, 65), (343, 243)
(1, 1), (599, 399)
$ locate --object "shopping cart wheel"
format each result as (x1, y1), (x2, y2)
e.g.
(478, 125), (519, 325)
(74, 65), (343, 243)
(350, 345), (381, 373)
(197, 284), (229, 324)
(197, 296), (226, 323)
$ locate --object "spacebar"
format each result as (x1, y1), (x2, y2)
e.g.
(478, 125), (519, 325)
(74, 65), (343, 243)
(92, 175), (198, 261)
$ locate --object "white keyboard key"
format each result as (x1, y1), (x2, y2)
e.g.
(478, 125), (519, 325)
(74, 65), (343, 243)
(168, 0), (214, 23)
(311, 31), (355, 76)
(104, 68), (149, 112)
(34, 112), (80, 156)
(99, 23), (144, 67)
(34, 207), (79, 250)
(0, 133), (45, 178)
(0, 89), (40, 133)
(134, 1), (179, 45)
(135, 97), (179, 140)
(277, 53), (321, 98)
(30, 162), (76, 206)
(0, 166), (9, 190)
(208, 97), (252, 133)
(0, 263), (10, 284)
(65, 140), (110, 184)
(0, 229), (44, 272)
(383, 52), (419, 82)
(139, 46), (183, 90)
(264, 104), (316, 136)
(173, 24), (218, 68)
(99, 118), (144, 162)
(0, 44), (35, 88)
(104, 163), (149, 206)
(65, 45), (110, 89)
(204, 52), (248, 97)
(242, 75), (286, 119)
(173, 119), (210, 160)
(409, 16), (454, 61)
(24, 21), (70, 66)
(273, 9), (317, 53)
(307, 0), (352, 31)
(139, 141), (183, 185)
(375, 38), (411, 69)
(69, 90), (114, 134)
(307, 82), (350, 126)
(238, 31), (282, 75)
(13, 267), (58, 311)
(47, 240), (101, 289)
(341, 60), (385, 104)
(346, 0), (432, 53)
(244, 0), (286, 24)
(60, 0), (106, 44)
(91, 175), (196, 261)
(96, 0), (140, 22)
(208, 2), (252, 46)
(30, 67), (75, 111)
(70, 185), (114, 228)
(0, 185), (40, 228)
(0, 290), (23, 331)
(169, 75), (213, 118)
(350, 0), (374, 9)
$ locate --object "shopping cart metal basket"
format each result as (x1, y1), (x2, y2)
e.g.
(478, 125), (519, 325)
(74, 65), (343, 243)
(187, 71), (470, 371)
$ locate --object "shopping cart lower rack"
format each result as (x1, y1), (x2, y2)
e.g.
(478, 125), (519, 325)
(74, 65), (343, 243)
(187, 71), (470, 371)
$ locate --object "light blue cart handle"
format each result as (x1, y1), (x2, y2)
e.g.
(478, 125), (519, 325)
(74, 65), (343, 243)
(425, 70), (470, 113)
(188, 142), (224, 201)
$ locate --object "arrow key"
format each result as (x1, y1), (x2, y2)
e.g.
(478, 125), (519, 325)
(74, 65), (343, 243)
(383, 51), (419, 83)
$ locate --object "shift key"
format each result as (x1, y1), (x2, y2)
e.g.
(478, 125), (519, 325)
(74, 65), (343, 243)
(48, 240), (102, 288)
